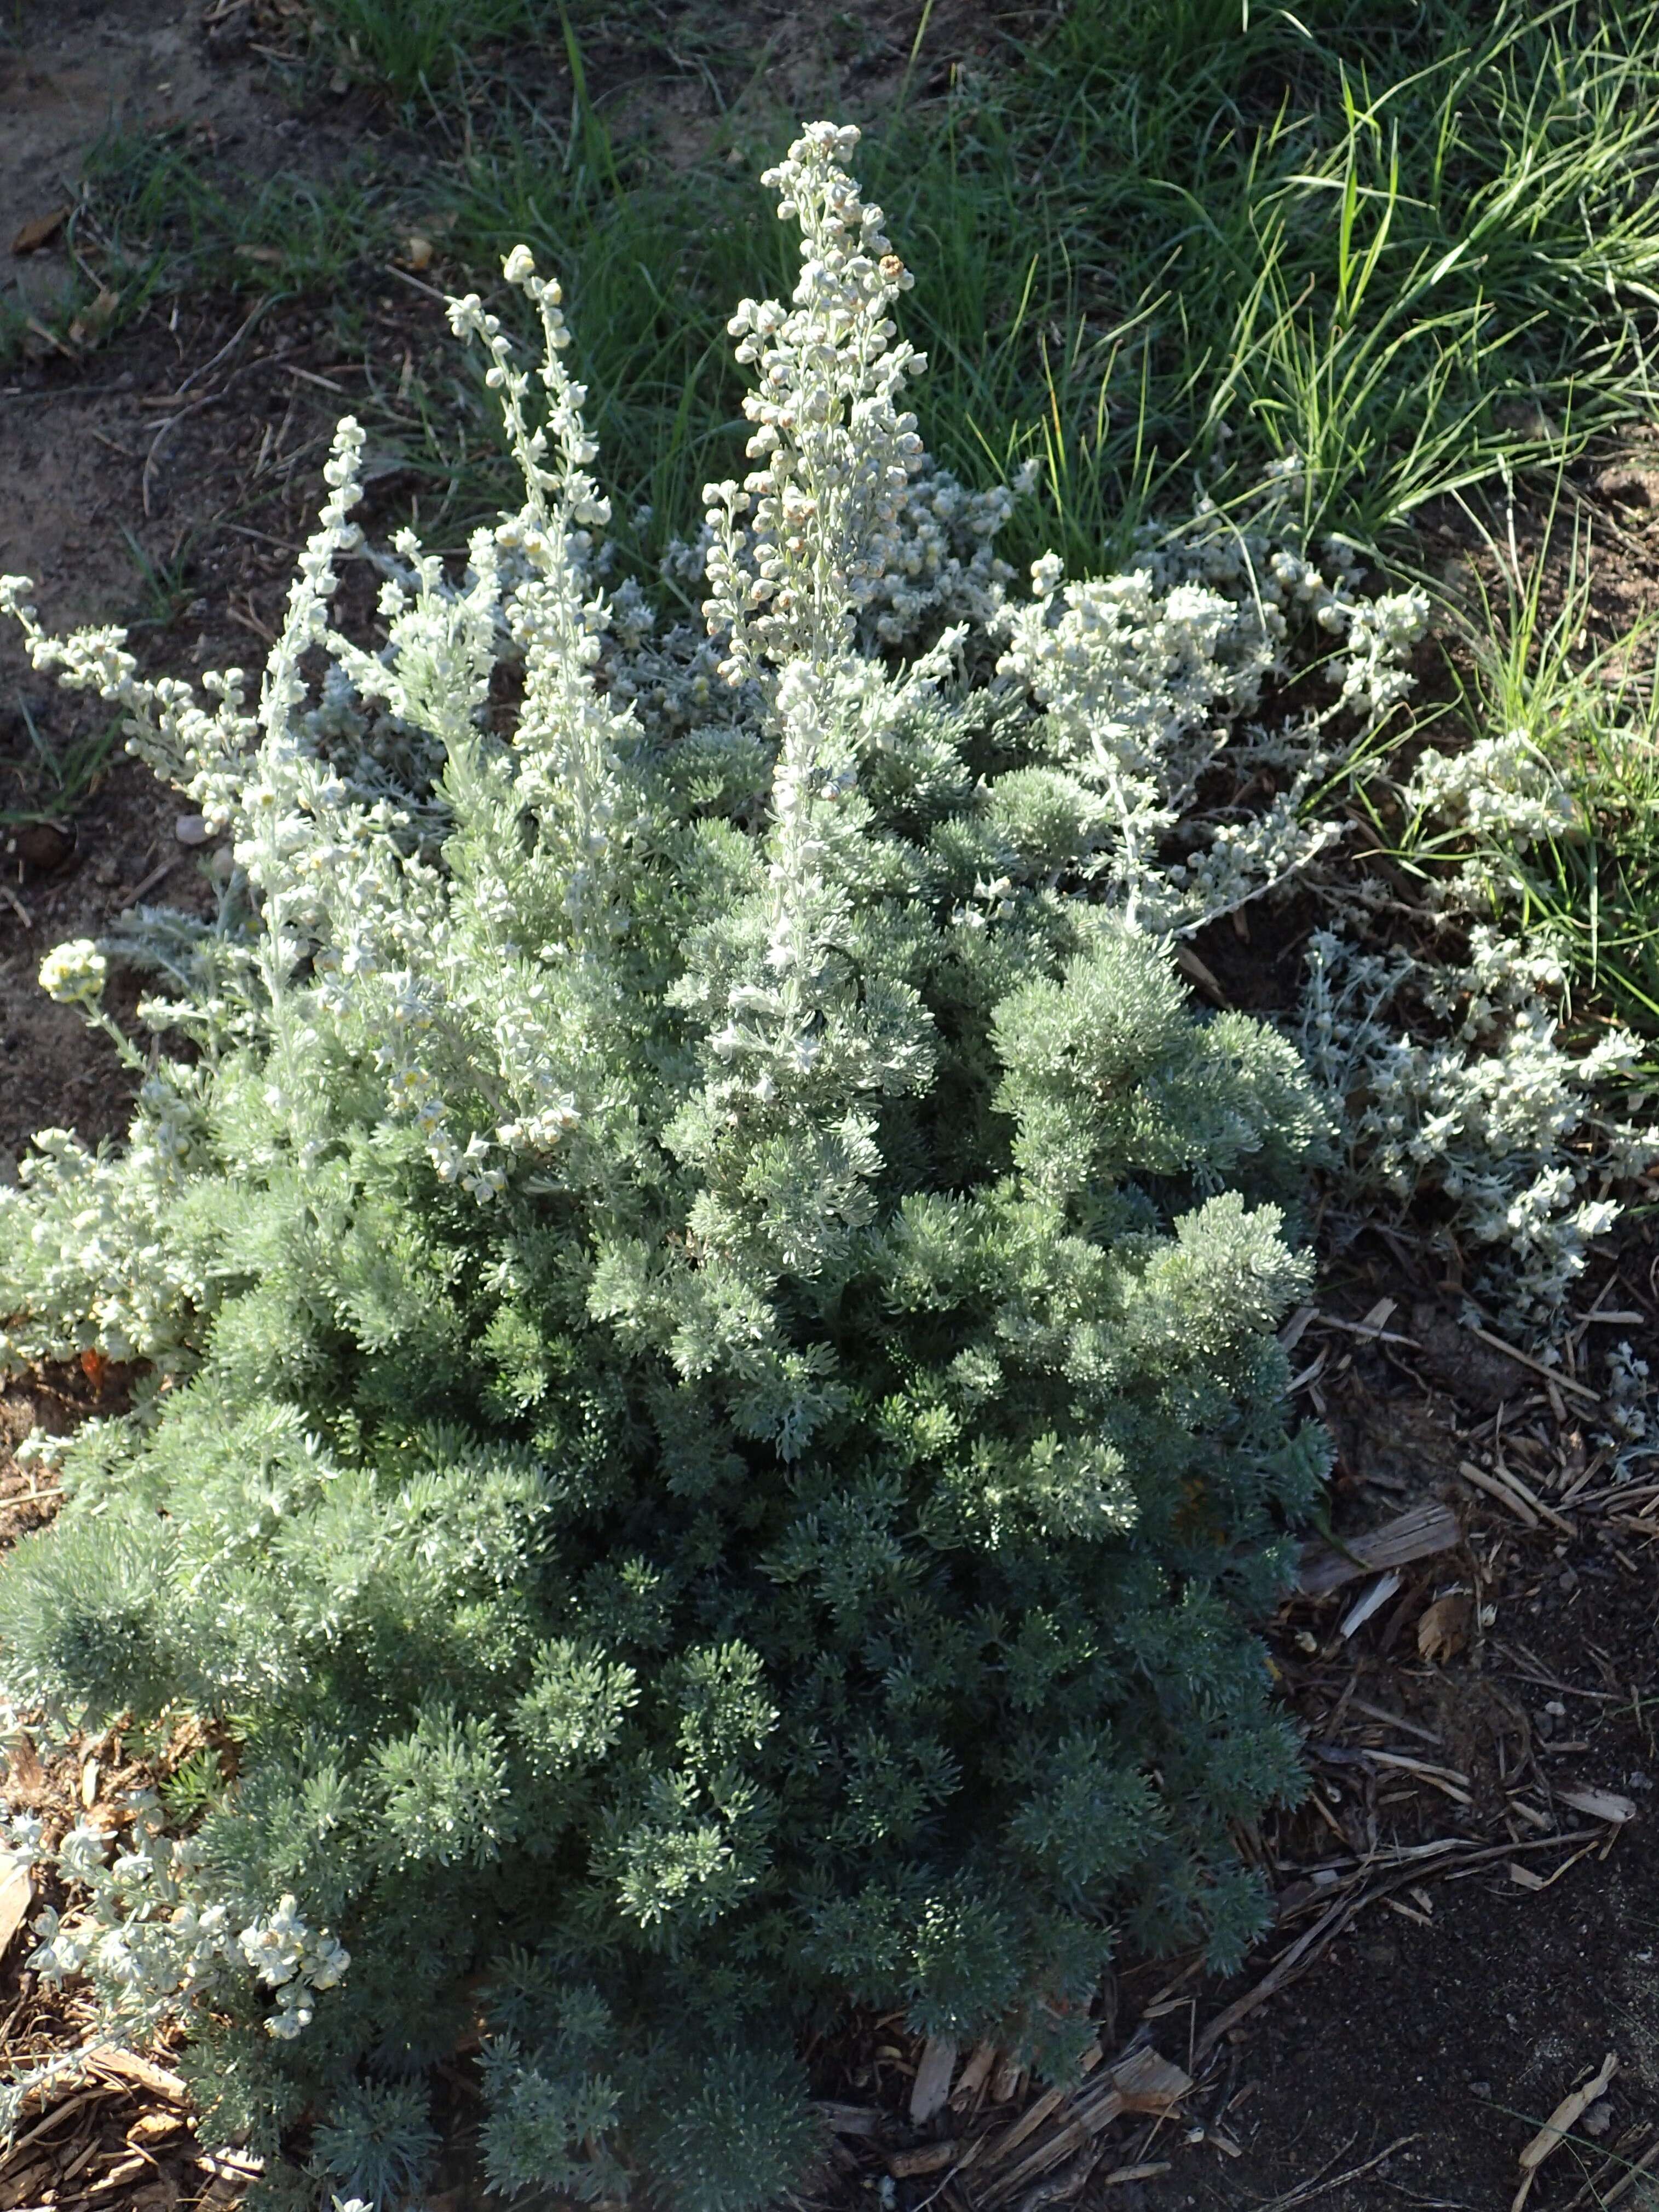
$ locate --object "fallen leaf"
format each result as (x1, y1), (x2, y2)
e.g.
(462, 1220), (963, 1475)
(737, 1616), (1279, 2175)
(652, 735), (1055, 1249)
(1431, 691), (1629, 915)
(234, 244), (285, 265)
(0, 1855), (33, 1961)
(11, 208), (71, 256)
(404, 234), (434, 270)
(1416, 1591), (1471, 1664)
(1558, 1787), (1637, 1826)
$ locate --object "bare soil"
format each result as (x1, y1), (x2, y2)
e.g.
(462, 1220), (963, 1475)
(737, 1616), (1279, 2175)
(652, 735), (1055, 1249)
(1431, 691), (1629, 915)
(0, 5), (1656, 2211)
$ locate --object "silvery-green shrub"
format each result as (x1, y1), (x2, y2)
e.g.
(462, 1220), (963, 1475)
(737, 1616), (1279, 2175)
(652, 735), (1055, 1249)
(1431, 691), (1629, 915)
(0, 123), (1429, 2211)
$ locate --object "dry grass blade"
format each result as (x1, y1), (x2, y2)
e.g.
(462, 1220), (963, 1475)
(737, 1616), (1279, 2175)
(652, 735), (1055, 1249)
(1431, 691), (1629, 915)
(1255, 2133), (1426, 2210)
(1464, 1326), (1599, 1405)
(1512, 2052), (1617, 2210)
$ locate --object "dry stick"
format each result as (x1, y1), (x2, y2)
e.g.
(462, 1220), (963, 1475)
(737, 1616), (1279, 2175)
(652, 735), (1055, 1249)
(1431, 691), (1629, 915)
(116, 855), (180, 908)
(3, 382), (165, 402)
(1458, 1458), (1541, 1531)
(1485, 1458), (1578, 1537)
(1195, 1831), (1604, 2057)
(170, 294), (273, 403)
(1564, 2129), (1659, 2211)
(1257, 2134), (1426, 2212)
(382, 261), (452, 305)
(2, 2088), (105, 2162)
(1192, 1895), (1355, 2060)
(1464, 1324), (1600, 1404)
(142, 352), (280, 517)
(0, 883), (34, 930)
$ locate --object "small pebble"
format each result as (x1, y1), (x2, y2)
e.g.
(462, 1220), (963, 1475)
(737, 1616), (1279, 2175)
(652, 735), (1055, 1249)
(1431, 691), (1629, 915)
(176, 814), (209, 846)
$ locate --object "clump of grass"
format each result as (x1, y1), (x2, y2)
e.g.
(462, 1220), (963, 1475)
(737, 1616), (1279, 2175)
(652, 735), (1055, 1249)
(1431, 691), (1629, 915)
(309, 0), (558, 103)
(0, 697), (120, 835)
(424, 0), (1659, 573)
(0, 128), (396, 367)
(1423, 512), (1659, 1063)
(42, 0), (1659, 567)
(79, 128), (393, 302)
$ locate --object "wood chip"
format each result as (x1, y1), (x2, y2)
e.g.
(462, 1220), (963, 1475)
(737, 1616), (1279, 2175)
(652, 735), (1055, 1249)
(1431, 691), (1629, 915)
(971, 2045), (1191, 2207)
(1298, 1501), (1461, 1597)
(1508, 1863), (1547, 1890)
(909, 2033), (958, 2125)
(196, 2147), (263, 2180)
(90, 2151), (152, 2191)
(952, 2041), (1000, 2110)
(989, 2055), (1026, 2104)
(126, 2111), (187, 2145)
(982, 2079), (1069, 2165)
(1487, 1459), (1577, 1537)
(5, 2087), (105, 2161)
(1278, 1304), (1316, 1353)
(889, 2139), (960, 2178)
(1363, 1749), (1472, 1805)
(86, 2049), (189, 2102)
(1109, 2046), (1191, 2114)
(1513, 2052), (1617, 2210)
(813, 2102), (883, 2138)
(1558, 1787), (1637, 1826)
(0, 1853), (33, 1962)
(1338, 1570), (1403, 1639)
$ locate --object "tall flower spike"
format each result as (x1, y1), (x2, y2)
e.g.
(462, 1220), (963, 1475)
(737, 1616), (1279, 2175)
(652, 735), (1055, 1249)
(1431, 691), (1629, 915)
(704, 122), (927, 684)
(448, 249), (610, 536)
